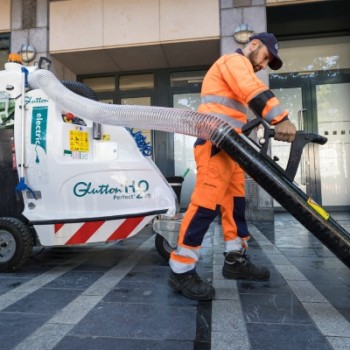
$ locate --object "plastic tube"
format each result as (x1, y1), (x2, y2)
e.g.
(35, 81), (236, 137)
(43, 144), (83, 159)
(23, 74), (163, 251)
(28, 69), (236, 147)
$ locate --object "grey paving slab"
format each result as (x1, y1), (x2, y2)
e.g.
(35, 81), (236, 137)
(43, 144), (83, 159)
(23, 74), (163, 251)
(236, 273), (291, 295)
(3, 288), (82, 314)
(247, 323), (333, 350)
(0, 248), (108, 311)
(0, 290), (28, 310)
(212, 279), (240, 300)
(121, 265), (171, 283)
(274, 263), (308, 281)
(277, 247), (319, 258)
(50, 295), (102, 325)
(69, 301), (197, 340)
(0, 312), (51, 350)
(211, 300), (250, 350)
(0, 265), (77, 297)
(136, 250), (170, 267)
(240, 293), (312, 324)
(302, 302), (350, 337)
(211, 330), (249, 350)
(103, 280), (196, 306)
(266, 252), (292, 265)
(316, 283), (350, 321)
(211, 224), (250, 350)
(14, 323), (74, 350)
(54, 336), (195, 350)
(287, 280), (328, 303)
(308, 265), (349, 287)
(43, 270), (104, 290)
(0, 276), (32, 293)
(195, 302), (212, 345)
(326, 336), (350, 350)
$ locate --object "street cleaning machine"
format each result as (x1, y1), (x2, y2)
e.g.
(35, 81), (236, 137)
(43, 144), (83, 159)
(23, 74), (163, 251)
(0, 60), (349, 272)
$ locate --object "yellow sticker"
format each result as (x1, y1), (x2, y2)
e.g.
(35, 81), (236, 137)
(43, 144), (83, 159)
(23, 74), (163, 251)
(69, 130), (89, 152)
(307, 198), (330, 220)
(102, 134), (111, 141)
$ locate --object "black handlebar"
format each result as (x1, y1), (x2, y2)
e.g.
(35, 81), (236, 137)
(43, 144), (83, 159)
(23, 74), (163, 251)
(242, 118), (328, 182)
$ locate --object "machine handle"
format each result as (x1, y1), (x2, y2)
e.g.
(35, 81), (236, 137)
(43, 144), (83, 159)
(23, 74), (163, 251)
(242, 117), (328, 182)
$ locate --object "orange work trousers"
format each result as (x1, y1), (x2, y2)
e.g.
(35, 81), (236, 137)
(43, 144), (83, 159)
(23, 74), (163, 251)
(169, 140), (250, 274)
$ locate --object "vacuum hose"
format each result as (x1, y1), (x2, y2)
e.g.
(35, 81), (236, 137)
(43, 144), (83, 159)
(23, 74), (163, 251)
(28, 69), (234, 147)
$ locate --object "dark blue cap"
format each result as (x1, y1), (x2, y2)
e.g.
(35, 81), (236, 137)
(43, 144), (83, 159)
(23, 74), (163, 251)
(249, 32), (283, 70)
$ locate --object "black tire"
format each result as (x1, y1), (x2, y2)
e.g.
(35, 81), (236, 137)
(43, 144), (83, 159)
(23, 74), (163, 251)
(217, 129), (350, 267)
(155, 233), (177, 260)
(0, 217), (34, 272)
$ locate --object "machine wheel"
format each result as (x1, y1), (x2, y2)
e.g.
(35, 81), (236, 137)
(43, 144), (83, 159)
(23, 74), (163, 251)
(155, 233), (177, 260)
(0, 217), (34, 272)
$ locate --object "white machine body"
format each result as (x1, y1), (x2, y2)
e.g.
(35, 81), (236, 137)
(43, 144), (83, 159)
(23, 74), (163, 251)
(1, 62), (177, 246)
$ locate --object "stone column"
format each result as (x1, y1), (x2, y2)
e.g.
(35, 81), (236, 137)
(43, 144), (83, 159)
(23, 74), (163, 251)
(10, 0), (75, 80)
(219, 0), (274, 222)
(10, 0), (48, 66)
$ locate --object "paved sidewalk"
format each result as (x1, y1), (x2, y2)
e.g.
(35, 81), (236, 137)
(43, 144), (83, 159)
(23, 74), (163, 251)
(212, 212), (350, 350)
(0, 226), (212, 350)
(0, 212), (349, 349)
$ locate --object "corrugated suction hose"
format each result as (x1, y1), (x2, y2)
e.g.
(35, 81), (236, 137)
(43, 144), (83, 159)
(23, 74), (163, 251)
(29, 69), (234, 147)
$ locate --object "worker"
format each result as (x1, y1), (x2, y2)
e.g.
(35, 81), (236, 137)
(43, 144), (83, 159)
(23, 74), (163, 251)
(168, 32), (296, 300)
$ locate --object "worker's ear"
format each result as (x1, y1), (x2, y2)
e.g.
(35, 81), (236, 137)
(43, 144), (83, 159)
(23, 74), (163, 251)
(248, 39), (259, 51)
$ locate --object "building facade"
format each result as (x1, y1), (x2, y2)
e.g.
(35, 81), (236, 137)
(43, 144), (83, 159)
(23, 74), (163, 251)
(1, 0), (349, 219)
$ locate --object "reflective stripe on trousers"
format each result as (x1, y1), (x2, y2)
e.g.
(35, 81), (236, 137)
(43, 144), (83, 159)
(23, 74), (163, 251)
(169, 141), (250, 273)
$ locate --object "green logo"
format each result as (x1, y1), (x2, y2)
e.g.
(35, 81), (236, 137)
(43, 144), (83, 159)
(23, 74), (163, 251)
(73, 181), (150, 200)
(31, 106), (48, 162)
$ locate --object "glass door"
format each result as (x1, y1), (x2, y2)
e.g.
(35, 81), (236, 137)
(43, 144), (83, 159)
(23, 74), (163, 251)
(316, 82), (350, 207)
(270, 73), (350, 209)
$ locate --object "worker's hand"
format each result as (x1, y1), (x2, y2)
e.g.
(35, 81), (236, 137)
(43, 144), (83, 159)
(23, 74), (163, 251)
(274, 119), (296, 143)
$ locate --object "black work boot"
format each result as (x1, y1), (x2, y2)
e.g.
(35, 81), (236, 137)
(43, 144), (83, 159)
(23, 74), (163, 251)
(168, 270), (215, 300)
(222, 251), (270, 281)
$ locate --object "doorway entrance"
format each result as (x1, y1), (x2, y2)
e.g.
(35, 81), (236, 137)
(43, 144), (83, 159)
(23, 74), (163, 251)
(270, 70), (350, 210)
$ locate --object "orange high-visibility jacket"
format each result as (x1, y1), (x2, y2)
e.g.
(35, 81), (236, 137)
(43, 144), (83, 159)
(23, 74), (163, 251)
(198, 51), (288, 131)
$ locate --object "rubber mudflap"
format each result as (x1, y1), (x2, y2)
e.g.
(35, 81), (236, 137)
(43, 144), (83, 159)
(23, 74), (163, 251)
(218, 128), (350, 267)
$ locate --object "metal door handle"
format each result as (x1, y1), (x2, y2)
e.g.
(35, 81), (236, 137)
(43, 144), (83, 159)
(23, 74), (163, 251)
(297, 109), (308, 185)
(298, 109), (306, 130)
(301, 159), (310, 186)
